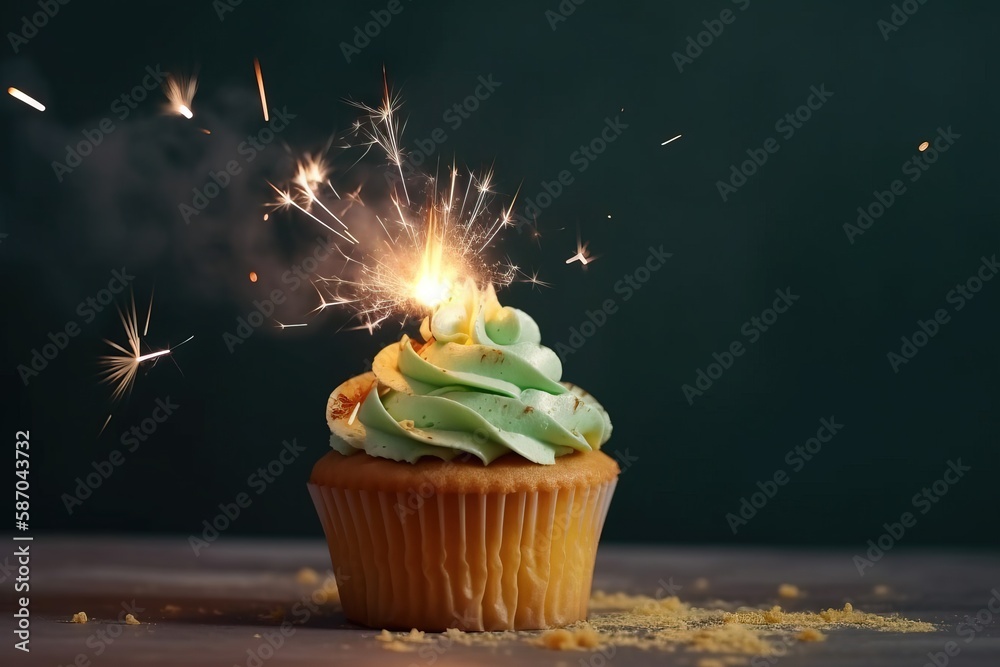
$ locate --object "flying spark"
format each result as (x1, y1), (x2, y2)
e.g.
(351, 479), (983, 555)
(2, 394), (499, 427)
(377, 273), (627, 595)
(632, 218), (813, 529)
(99, 293), (193, 402)
(249, 271), (258, 282)
(661, 134), (682, 146)
(164, 73), (197, 119)
(918, 141), (929, 152)
(254, 57), (269, 121)
(566, 234), (596, 266)
(7, 87), (45, 111)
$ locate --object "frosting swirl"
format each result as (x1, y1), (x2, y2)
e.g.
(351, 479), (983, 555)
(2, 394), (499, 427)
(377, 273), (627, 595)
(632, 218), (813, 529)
(326, 279), (612, 464)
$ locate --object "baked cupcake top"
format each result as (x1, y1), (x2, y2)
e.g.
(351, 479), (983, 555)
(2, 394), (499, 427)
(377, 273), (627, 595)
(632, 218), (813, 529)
(326, 279), (612, 464)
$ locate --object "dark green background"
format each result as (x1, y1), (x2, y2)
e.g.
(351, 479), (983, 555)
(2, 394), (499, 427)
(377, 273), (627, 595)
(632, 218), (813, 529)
(2, 0), (997, 546)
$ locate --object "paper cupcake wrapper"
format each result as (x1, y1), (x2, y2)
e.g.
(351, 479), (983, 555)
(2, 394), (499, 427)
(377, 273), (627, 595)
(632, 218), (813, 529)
(308, 478), (617, 631)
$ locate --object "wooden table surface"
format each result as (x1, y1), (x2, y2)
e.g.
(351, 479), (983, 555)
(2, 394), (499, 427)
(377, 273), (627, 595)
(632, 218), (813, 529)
(5, 536), (999, 666)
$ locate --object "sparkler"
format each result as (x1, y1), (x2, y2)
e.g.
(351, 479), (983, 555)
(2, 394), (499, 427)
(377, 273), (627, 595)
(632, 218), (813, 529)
(164, 73), (197, 119)
(7, 87), (45, 111)
(267, 83), (524, 331)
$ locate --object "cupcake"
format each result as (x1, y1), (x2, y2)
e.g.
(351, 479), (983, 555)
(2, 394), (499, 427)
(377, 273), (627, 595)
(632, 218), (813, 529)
(308, 279), (617, 631)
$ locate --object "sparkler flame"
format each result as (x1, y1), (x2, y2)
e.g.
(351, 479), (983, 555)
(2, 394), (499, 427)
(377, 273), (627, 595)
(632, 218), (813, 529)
(270, 81), (522, 331)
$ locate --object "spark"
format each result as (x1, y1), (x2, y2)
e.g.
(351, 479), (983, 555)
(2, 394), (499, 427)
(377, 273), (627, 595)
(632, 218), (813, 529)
(7, 87), (45, 111)
(164, 73), (197, 119)
(99, 294), (193, 402)
(918, 141), (929, 152)
(268, 182), (357, 245)
(566, 235), (597, 266)
(517, 268), (551, 290)
(249, 271), (258, 282)
(348, 68), (411, 205)
(99, 414), (113, 437)
(661, 134), (682, 146)
(276, 321), (308, 329)
(253, 57), (269, 121)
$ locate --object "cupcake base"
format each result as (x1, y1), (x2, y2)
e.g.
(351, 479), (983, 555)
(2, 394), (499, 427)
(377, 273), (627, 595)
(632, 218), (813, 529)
(308, 449), (619, 631)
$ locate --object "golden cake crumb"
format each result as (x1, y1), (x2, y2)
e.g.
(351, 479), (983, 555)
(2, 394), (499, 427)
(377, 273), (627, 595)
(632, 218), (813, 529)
(534, 626), (603, 650)
(70, 612), (88, 624)
(697, 659), (726, 667)
(797, 628), (827, 642)
(778, 584), (801, 599)
(296, 567), (320, 585)
(722, 602), (933, 632)
(375, 629), (394, 642)
(689, 624), (775, 655)
(124, 614), (140, 625)
(380, 641), (414, 652)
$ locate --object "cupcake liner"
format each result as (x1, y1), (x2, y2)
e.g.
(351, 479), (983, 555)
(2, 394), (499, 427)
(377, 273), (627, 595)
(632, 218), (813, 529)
(308, 477), (617, 631)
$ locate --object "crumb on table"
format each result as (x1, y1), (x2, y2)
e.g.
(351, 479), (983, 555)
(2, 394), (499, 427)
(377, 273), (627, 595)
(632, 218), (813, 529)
(124, 614), (140, 625)
(797, 628), (827, 642)
(296, 567), (320, 585)
(70, 612), (88, 624)
(778, 584), (802, 599)
(535, 626), (603, 650)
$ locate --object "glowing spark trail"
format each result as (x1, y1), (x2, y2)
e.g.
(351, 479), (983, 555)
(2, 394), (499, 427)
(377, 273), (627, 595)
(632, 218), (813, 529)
(99, 294), (193, 402)
(566, 235), (596, 266)
(254, 57), (269, 121)
(164, 74), (197, 119)
(7, 87), (45, 111)
(661, 134), (682, 146)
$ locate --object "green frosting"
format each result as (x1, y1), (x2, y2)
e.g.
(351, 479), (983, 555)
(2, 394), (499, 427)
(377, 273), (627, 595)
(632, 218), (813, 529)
(328, 280), (613, 465)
